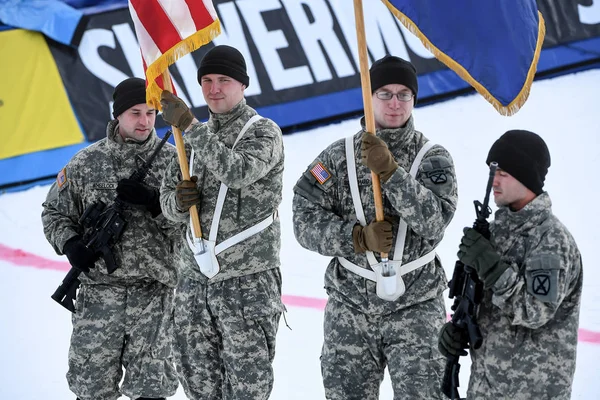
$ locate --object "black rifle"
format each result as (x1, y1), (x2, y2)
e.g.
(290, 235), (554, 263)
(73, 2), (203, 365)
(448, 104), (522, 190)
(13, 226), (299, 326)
(51, 130), (173, 312)
(441, 161), (498, 400)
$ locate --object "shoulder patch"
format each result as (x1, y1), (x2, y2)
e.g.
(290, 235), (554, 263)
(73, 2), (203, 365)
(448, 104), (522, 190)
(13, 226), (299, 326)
(56, 168), (68, 190)
(526, 269), (559, 303)
(525, 254), (561, 303)
(310, 162), (331, 185)
(421, 155), (453, 186)
(294, 159), (336, 202)
(426, 169), (448, 184)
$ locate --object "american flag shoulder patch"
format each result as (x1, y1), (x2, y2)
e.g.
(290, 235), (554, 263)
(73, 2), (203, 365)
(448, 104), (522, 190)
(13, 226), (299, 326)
(310, 162), (331, 185)
(57, 167), (68, 189)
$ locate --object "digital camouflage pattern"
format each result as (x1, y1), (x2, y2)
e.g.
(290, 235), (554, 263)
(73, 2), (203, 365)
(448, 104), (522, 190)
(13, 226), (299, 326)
(292, 116), (457, 399)
(68, 282), (177, 400)
(322, 296), (447, 400)
(468, 192), (583, 400)
(41, 120), (179, 400)
(173, 270), (282, 400)
(161, 98), (284, 283)
(160, 99), (284, 400)
(293, 116), (457, 314)
(42, 120), (180, 287)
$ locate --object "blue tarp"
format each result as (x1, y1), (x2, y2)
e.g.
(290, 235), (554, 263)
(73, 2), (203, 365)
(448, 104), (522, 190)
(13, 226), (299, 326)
(0, 0), (83, 45)
(63, 0), (123, 7)
(62, 0), (127, 14)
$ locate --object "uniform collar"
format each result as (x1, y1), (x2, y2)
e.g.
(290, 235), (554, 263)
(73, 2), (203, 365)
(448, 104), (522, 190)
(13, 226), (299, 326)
(359, 114), (416, 149)
(207, 98), (247, 133)
(105, 119), (158, 156)
(494, 192), (552, 233)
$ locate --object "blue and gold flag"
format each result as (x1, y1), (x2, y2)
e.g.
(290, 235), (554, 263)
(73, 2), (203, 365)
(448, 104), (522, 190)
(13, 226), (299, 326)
(383, 0), (545, 115)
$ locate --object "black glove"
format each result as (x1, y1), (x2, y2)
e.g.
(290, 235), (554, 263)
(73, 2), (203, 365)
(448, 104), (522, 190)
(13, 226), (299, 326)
(63, 236), (98, 274)
(438, 322), (469, 358)
(458, 227), (509, 288)
(116, 178), (162, 217)
(176, 176), (201, 211)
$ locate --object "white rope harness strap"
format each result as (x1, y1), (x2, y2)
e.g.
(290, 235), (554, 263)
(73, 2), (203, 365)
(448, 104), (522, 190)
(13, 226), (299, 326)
(186, 115), (276, 278)
(337, 135), (437, 300)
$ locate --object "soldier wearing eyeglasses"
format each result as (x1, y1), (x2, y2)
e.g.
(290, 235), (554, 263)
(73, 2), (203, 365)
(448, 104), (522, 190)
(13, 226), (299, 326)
(292, 55), (457, 399)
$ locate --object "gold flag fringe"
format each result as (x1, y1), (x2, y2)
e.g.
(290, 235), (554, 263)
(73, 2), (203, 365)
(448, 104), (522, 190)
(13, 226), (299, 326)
(144, 19), (222, 110)
(382, 0), (546, 116)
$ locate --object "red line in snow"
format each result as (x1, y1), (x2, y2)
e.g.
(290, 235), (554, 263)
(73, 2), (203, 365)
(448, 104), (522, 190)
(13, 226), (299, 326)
(1, 243), (599, 344)
(579, 328), (600, 344)
(0, 243), (70, 271)
(281, 294), (327, 310)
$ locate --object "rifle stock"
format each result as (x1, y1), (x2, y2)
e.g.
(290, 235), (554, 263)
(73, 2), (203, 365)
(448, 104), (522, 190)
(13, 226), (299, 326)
(50, 268), (81, 313)
(442, 355), (460, 400)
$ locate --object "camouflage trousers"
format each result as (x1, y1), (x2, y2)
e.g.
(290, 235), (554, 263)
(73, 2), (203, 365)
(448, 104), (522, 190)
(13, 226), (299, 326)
(321, 295), (447, 400)
(173, 268), (284, 400)
(67, 281), (178, 400)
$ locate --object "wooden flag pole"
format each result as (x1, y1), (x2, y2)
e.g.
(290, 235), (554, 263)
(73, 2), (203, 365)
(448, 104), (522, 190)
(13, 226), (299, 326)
(161, 70), (203, 239)
(353, 0), (388, 261)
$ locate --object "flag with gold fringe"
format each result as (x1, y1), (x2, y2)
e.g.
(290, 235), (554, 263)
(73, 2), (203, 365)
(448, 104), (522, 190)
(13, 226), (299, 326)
(128, 0), (221, 109)
(382, 0), (545, 115)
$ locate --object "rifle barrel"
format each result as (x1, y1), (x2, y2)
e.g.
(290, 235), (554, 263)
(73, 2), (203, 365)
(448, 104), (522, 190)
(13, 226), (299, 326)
(480, 162), (498, 219)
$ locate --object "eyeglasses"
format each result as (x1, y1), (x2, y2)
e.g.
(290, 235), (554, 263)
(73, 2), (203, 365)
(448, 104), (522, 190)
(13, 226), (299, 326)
(375, 91), (414, 102)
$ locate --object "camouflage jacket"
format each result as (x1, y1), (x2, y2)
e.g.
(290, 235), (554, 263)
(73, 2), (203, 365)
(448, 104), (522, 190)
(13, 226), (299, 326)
(468, 192), (583, 400)
(293, 116), (457, 315)
(160, 99), (284, 283)
(42, 120), (180, 287)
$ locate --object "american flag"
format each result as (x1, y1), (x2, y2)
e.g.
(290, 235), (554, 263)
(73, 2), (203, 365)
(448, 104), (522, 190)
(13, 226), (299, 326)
(128, 0), (221, 109)
(310, 162), (331, 185)
(57, 168), (67, 189)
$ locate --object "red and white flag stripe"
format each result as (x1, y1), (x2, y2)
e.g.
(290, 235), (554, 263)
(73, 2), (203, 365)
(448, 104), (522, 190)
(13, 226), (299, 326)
(128, 0), (220, 108)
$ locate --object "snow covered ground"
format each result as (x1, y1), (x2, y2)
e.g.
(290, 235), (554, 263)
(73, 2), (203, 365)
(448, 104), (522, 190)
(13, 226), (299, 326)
(1, 68), (599, 399)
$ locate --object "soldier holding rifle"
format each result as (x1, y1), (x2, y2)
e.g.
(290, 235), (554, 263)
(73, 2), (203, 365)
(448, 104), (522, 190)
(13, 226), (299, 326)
(42, 78), (179, 400)
(439, 130), (583, 400)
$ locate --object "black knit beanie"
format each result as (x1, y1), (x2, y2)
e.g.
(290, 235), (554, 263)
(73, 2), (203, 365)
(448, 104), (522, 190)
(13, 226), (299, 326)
(197, 45), (250, 87)
(486, 130), (551, 195)
(112, 77), (147, 118)
(370, 55), (418, 103)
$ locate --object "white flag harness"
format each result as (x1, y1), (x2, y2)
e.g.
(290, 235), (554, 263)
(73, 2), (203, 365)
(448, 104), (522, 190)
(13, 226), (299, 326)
(185, 115), (276, 279)
(337, 135), (439, 301)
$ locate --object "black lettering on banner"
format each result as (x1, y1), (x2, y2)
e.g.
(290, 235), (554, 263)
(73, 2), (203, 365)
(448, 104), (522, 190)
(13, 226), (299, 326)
(47, 0), (600, 142)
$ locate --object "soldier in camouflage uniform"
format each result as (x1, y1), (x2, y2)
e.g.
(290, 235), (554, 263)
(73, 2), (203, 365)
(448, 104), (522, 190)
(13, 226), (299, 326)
(439, 130), (583, 400)
(41, 78), (179, 400)
(293, 56), (457, 399)
(158, 45), (284, 400)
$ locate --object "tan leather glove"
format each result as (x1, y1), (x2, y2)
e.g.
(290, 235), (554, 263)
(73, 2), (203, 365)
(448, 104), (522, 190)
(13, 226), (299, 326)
(160, 91), (194, 131)
(361, 134), (398, 183)
(352, 220), (393, 253)
(176, 176), (200, 211)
